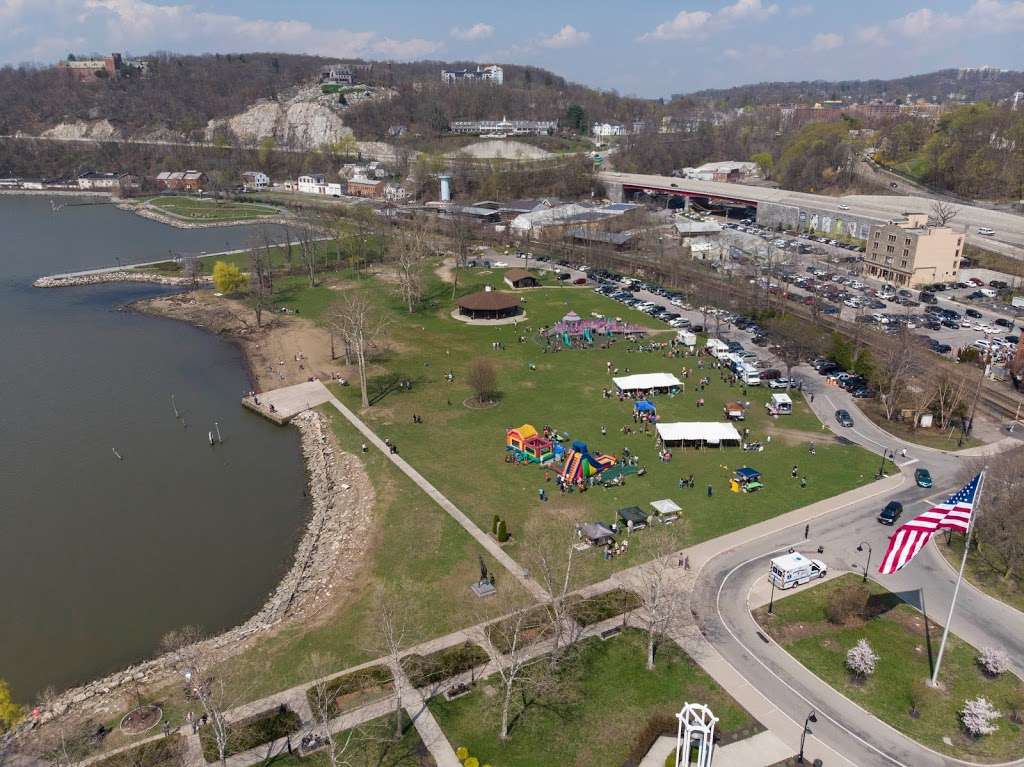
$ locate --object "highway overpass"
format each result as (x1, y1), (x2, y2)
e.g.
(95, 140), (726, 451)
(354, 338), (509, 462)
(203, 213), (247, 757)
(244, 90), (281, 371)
(599, 170), (1024, 261)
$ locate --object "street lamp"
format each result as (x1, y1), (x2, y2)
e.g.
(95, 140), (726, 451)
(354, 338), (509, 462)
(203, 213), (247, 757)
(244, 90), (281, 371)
(877, 447), (891, 479)
(857, 542), (872, 583)
(768, 571), (778, 615)
(798, 710), (817, 764)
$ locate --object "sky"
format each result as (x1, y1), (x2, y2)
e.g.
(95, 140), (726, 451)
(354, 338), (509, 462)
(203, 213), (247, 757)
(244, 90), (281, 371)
(0, 0), (1021, 97)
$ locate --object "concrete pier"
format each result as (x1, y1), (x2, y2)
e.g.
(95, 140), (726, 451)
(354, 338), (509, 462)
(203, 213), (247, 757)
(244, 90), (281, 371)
(242, 380), (333, 424)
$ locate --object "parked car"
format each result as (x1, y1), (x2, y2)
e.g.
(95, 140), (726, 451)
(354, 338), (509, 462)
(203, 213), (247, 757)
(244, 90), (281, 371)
(878, 500), (904, 525)
(835, 409), (854, 427)
(966, 308), (983, 319)
(995, 318), (1014, 328)
(769, 378), (792, 389)
(915, 468), (933, 488)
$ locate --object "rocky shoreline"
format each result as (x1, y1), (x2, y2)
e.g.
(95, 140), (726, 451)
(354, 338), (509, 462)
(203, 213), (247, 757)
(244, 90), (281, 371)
(20, 408), (371, 732)
(33, 271), (210, 288)
(119, 201), (293, 230)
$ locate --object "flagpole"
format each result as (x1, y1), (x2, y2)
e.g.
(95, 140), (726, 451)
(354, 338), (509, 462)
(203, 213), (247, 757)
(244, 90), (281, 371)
(930, 469), (987, 687)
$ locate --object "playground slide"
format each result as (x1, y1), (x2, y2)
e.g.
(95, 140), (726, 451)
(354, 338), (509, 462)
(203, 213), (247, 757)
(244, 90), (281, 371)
(562, 331), (571, 348)
(561, 450), (582, 482)
(583, 328), (593, 343)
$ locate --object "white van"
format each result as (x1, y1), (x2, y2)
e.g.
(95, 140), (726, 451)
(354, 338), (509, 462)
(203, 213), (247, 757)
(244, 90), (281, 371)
(739, 365), (761, 386)
(769, 552), (827, 589)
(677, 330), (697, 346)
(979, 288), (997, 298)
(977, 227), (995, 236)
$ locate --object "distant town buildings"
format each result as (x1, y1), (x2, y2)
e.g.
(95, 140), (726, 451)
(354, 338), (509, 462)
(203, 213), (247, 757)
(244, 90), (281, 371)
(240, 171), (270, 190)
(1013, 91), (1024, 111)
(320, 65), (354, 85)
(346, 177), (384, 199)
(57, 53), (147, 82)
(864, 213), (964, 288)
(155, 171), (207, 193)
(441, 64), (504, 85)
(509, 201), (641, 235)
(77, 171), (138, 192)
(592, 122), (628, 137)
(682, 161), (759, 183)
(449, 118), (556, 136)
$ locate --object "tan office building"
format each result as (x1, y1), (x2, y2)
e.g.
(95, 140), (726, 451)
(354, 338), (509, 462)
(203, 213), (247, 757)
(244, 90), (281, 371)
(863, 213), (964, 288)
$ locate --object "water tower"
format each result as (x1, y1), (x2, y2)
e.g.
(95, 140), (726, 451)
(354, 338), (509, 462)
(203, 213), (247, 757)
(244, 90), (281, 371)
(439, 174), (452, 202)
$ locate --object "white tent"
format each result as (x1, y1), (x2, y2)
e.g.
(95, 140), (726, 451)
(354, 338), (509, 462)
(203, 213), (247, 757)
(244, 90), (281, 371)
(656, 422), (742, 447)
(613, 373), (682, 392)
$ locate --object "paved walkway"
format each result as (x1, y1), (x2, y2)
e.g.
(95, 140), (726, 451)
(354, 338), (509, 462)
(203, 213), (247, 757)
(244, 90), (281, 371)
(325, 392), (550, 601)
(641, 730), (793, 767)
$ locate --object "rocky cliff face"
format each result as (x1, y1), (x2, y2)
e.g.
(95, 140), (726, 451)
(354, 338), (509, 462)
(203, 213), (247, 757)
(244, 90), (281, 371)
(204, 85), (353, 150)
(41, 119), (120, 140)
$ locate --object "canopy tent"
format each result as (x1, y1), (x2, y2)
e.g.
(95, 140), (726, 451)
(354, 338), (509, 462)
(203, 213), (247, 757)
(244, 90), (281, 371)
(656, 422), (742, 447)
(634, 400), (657, 413)
(734, 466), (761, 481)
(613, 373), (682, 393)
(578, 522), (615, 546)
(617, 506), (649, 528)
(650, 499), (682, 515)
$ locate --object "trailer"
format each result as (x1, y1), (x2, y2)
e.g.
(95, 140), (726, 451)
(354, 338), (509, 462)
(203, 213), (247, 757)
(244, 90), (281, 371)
(769, 552), (827, 589)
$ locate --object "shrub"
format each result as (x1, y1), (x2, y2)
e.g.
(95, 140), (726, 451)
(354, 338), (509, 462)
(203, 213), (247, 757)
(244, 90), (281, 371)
(625, 714), (677, 765)
(212, 260), (246, 294)
(491, 515), (500, 535)
(961, 696), (1000, 737)
(845, 639), (878, 678)
(199, 707), (301, 762)
(401, 642), (489, 688)
(976, 647), (1010, 677)
(496, 519), (509, 542)
(825, 583), (869, 625)
(467, 357), (499, 403)
(464, 758), (479, 767)
(567, 589), (643, 626)
(456, 746), (469, 760)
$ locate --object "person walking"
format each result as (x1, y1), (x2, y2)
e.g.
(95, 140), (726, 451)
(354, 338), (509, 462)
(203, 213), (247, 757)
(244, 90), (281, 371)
(707, 483), (713, 497)
(804, 523), (810, 540)
(800, 476), (807, 488)
(792, 465), (799, 478)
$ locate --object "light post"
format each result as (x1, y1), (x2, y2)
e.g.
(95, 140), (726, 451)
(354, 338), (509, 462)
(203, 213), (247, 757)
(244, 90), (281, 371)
(768, 571), (777, 615)
(798, 710), (817, 764)
(857, 542), (872, 583)
(877, 447), (891, 479)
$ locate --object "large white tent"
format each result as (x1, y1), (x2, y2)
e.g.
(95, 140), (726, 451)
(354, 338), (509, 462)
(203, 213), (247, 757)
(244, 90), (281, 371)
(656, 422), (742, 447)
(612, 373), (682, 393)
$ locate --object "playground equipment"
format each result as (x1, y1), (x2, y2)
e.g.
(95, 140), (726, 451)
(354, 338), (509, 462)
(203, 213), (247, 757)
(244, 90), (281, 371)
(547, 311), (646, 342)
(506, 424), (554, 463)
(730, 466), (764, 493)
(560, 440), (617, 486)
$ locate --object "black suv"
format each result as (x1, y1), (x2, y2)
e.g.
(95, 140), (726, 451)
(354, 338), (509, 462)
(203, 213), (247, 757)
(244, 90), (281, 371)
(878, 501), (903, 525)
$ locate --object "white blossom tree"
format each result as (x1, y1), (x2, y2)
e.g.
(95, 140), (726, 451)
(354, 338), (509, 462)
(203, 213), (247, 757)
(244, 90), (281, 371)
(961, 697), (1001, 737)
(977, 647), (1010, 677)
(845, 639), (878, 678)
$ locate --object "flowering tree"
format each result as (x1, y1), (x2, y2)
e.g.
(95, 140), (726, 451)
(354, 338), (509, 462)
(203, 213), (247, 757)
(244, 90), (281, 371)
(961, 697), (1001, 737)
(977, 647), (1010, 677)
(845, 639), (878, 678)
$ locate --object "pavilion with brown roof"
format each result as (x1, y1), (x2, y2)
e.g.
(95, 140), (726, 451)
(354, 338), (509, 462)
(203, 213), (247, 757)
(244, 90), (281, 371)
(456, 290), (522, 319)
(503, 268), (540, 289)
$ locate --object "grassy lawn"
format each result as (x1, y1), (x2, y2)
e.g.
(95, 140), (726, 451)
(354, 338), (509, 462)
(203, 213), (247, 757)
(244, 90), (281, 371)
(146, 196), (282, 222)
(330, 266), (879, 584)
(91, 735), (183, 767)
(856, 398), (979, 450)
(267, 711), (434, 767)
(429, 628), (756, 767)
(755, 574), (1024, 762)
(937, 533), (1024, 614)
(199, 706), (301, 762)
(211, 407), (527, 702)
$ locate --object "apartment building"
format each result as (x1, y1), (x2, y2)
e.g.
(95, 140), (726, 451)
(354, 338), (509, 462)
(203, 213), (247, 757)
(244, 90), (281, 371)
(441, 64), (503, 85)
(863, 213), (964, 288)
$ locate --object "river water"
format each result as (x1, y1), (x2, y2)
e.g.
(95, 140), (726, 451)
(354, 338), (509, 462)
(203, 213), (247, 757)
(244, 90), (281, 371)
(0, 197), (309, 701)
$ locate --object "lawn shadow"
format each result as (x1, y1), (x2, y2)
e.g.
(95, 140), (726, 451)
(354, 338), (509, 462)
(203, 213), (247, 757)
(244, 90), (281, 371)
(889, 588), (935, 677)
(865, 591), (905, 618)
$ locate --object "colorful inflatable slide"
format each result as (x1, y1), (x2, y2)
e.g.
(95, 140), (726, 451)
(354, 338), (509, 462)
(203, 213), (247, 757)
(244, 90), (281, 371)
(560, 440), (616, 485)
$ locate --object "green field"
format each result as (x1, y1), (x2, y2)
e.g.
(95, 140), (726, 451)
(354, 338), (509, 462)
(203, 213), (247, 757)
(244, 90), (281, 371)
(211, 407), (526, 702)
(756, 575), (1024, 762)
(328, 266), (879, 583)
(145, 196), (283, 222)
(430, 628), (756, 767)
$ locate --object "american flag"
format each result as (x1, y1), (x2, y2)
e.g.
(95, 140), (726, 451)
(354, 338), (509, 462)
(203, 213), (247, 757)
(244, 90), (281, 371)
(878, 473), (982, 575)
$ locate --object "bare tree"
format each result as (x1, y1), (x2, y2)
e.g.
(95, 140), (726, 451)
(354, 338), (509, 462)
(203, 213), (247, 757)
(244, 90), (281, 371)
(467, 357), (499, 404)
(933, 371), (970, 429)
(528, 534), (583, 670)
(971, 448), (1024, 582)
(248, 232), (273, 328)
(874, 328), (921, 421)
(298, 225), (320, 288)
(181, 253), (201, 287)
(327, 293), (389, 408)
(478, 606), (547, 741)
(374, 590), (411, 740)
(634, 544), (688, 671)
(305, 653), (355, 767)
(393, 226), (427, 313)
(930, 200), (959, 227)
(447, 212), (474, 299)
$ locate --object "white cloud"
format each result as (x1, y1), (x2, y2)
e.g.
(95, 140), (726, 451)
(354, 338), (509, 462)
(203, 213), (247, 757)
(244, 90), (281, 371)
(889, 7), (962, 38)
(811, 32), (843, 51)
(888, 1), (1024, 43)
(0, 0), (443, 64)
(719, 0), (780, 22)
(539, 24), (590, 48)
(450, 22), (494, 41)
(788, 3), (815, 16)
(856, 25), (887, 45)
(639, 10), (713, 40)
(640, 0), (777, 41)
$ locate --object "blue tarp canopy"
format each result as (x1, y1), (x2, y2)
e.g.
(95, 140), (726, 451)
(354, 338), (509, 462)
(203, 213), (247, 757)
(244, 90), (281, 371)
(634, 400), (657, 413)
(735, 466), (761, 481)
